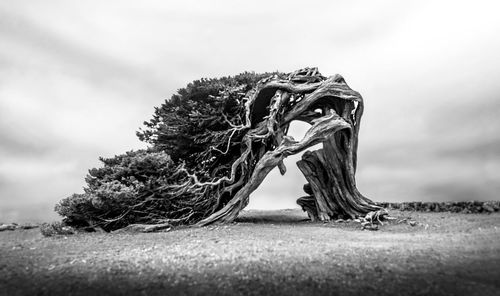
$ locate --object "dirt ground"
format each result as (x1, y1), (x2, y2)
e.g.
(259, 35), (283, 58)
(1, 209), (499, 296)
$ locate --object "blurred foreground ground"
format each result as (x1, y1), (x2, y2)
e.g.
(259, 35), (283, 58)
(1, 209), (499, 296)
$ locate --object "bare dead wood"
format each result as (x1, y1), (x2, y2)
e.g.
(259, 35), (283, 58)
(195, 67), (380, 225)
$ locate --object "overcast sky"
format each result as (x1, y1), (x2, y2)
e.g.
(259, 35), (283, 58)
(1, 0), (499, 222)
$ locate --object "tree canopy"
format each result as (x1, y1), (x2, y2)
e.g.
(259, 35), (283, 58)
(56, 68), (380, 231)
(57, 72), (283, 230)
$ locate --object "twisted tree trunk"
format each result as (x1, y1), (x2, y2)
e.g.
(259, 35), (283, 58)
(297, 137), (379, 221)
(197, 68), (380, 225)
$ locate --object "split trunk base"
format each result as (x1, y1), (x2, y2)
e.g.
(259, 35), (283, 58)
(297, 137), (380, 222)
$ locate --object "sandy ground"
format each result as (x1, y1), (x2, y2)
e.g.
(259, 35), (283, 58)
(1, 209), (499, 296)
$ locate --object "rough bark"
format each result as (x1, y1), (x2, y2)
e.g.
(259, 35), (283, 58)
(196, 67), (380, 225)
(297, 138), (379, 221)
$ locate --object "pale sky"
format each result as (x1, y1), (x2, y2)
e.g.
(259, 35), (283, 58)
(1, 0), (499, 222)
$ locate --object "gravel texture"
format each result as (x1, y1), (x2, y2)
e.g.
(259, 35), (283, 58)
(1, 209), (499, 295)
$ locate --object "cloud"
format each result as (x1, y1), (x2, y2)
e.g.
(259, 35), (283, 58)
(0, 11), (174, 99)
(1, 0), (500, 220)
(439, 139), (500, 161)
(425, 177), (500, 202)
(0, 123), (53, 157)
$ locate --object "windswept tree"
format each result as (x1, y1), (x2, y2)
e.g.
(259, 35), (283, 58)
(57, 68), (380, 230)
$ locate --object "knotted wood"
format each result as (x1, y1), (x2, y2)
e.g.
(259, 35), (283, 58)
(297, 137), (379, 221)
(197, 68), (380, 225)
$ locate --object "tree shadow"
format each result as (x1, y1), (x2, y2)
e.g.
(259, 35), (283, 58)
(235, 209), (310, 224)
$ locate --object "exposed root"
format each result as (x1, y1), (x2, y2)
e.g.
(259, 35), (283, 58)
(354, 209), (391, 230)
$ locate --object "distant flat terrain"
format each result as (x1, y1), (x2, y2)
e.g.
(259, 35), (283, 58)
(1, 209), (499, 296)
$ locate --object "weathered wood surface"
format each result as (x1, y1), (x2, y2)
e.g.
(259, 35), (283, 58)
(197, 68), (379, 225)
(297, 138), (379, 221)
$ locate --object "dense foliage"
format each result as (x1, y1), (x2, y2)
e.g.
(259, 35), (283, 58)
(137, 72), (280, 173)
(56, 150), (194, 230)
(57, 72), (282, 230)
